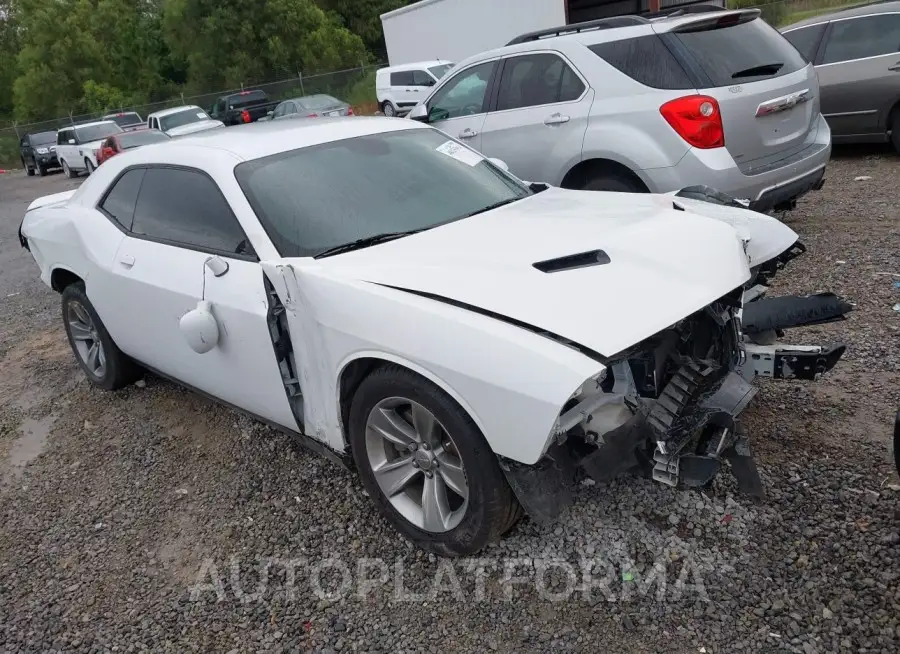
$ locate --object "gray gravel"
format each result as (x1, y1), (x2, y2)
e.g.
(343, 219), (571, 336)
(1, 151), (899, 654)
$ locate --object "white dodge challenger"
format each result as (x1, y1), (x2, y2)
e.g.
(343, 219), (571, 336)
(18, 117), (850, 556)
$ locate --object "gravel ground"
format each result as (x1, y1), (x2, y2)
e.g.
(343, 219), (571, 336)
(0, 152), (898, 654)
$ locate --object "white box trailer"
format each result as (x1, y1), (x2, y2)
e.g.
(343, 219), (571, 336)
(380, 0), (727, 66)
(380, 0), (567, 67)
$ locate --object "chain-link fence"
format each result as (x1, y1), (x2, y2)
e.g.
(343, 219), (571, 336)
(0, 63), (385, 168)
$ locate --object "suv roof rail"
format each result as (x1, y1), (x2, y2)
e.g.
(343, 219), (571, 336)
(505, 16), (648, 46)
(643, 4), (729, 19)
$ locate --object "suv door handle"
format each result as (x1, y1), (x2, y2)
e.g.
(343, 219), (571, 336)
(544, 113), (570, 126)
(119, 254), (135, 268)
(458, 128), (478, 139)
(889, 61), (900, 71)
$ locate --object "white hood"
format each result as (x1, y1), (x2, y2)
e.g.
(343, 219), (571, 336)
(314, 188), (753, 358)
(166, 119), (225, 137)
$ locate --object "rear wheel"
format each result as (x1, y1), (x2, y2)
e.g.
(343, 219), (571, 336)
(349, 365), (521, 557)
(23, 158), (34, 176)
(891, 106), (900, 153)
(84, 158), (95, 174)
(61, 282), (139, 391)
(582, 172), (645, 193)
(37, 164), (46, 177)
(382, 101), (396, 117)
(62, 160), (76, 179)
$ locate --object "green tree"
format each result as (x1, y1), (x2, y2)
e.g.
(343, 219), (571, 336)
(316, 0), (414, 56)
(162, 0), (369, 90)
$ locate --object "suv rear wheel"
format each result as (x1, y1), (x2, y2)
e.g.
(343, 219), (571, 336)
(62, 160), (76, 179)
(381, 101), (397, 117)
(583, 171), (646, 193)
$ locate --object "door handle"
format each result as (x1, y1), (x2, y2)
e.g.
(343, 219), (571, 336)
(119, 254), (135, 268)
(544, 113), (570, 126)
(458, 128), (477, 139)
(889, 62), (900, 71)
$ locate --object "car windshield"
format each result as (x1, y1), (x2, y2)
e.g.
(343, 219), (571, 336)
(235, 128), (531, 258)
(228, 90), (267, 110)
(428, 64), (453, 79)
(106, 113), (142, 127)
(31, 131), (57, 145)
(159, 109), (207, 131)
(118, 130), (169, 149)
(75, 122), (122, 143)
(299, 95), (341, 110)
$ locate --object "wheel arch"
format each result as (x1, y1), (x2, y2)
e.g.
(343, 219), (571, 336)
(560, 157), (650, 191)
(336, 353), (490, 452)
(50, 266), (84, 293)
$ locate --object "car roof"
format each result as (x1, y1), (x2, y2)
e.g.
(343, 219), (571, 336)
(28, 130), (58, 139)
(134, 116), (429, 163)
(147, 105), (202, 119)
(59, 120), (117, 132)
(378, 60), (453, 72)
(781, 0), (900, 30)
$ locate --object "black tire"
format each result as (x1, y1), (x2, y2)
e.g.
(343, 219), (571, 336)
(37, 164), (45, 177)
(582, 172), (645, 193)
(381, 101), (397, 117)
(24, 159), (35, 176)
(892, 107), (900, 153)
(348, 365), (521, 557)
(61, 160), (76, 179)
(84, 158), (95, 175)
(61, 282), (139, 391)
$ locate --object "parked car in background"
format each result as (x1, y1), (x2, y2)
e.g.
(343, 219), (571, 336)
(56, 120), (123, 178)
(103, 111), (145, 131)
(209, 90), (280, 125)
(780, 1), (900, 151)
(147, 106), (225, 137)
(19, 130), (60, 177)
(376, 60), (454, 116)
(96, 129), (170, 165)
(408, 7), (832, 213)
(268, 94), (354, 120)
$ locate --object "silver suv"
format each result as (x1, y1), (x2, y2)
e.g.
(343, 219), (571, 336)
(408, 8), (832, 212)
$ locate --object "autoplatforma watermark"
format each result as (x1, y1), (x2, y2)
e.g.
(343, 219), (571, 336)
(188, 553), (711, 604)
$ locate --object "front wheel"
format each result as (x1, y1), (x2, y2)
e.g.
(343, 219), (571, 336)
(349, 365), (521, 557)
(84, 158), (95, 174)
(24, 159), (34, 176)
(61, 282), (139, 391)
(381, 101), (396, 117)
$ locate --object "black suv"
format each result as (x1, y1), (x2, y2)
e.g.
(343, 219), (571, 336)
(20, 131), (60, 177)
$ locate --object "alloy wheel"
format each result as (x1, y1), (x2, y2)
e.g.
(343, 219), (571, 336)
(67, 300), (106, 379)
(365, 397), (468, 533)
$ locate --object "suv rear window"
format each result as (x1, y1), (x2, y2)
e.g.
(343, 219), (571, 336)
(589, 35), (694, 90)
(673, 17), (807, 87)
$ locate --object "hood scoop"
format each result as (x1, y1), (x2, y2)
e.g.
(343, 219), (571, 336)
(533, 249), (611, 273)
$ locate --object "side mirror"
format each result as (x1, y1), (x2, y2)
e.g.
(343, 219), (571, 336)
(407, 104), (429, 122)
(267, 110), (274, 117)
(488, 157), (509, 172)
(205, 255), (229, 277)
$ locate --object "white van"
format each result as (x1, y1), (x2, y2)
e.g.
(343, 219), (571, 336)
(375, 60), (454, 117)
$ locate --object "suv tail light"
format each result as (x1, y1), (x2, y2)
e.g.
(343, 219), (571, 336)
(659, 95), (724, 149)
(347, 107), (354, 116)
(241, 110), (251, 123)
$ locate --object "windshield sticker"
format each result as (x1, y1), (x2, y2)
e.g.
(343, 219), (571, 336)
(196, 112), (206, 119)
(435, 140), (483, 167)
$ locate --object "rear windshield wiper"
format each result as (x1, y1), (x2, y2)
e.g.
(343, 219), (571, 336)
(731, 63), (784, 79)
(314, 228), (428, 259)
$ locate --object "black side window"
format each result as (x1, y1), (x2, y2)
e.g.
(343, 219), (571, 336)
(131, 168), (254, 257)
(411, 70), (434, 86)
(100, 169), (145, 231)
(783, 24), (827, 63)
(496, 54), (584, 111)
(822, 15), (900, 64)
(589, 36), (694, 90)
(391, 71), (414, 86)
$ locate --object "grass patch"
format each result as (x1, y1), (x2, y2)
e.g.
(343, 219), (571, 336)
(0, 134), (20, 169)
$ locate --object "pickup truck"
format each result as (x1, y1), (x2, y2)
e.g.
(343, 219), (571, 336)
(209, 90), (280, 126)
